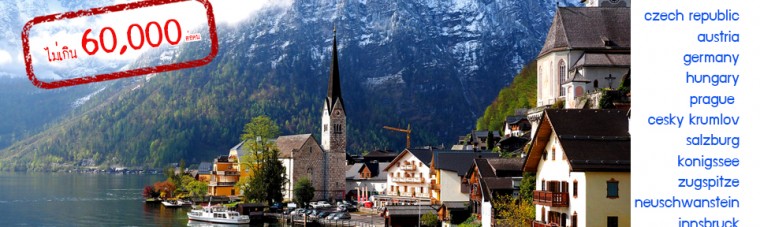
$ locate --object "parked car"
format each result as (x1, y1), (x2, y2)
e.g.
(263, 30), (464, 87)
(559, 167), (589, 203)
(317, 211), (331, 219)
(309, 210), (320, 218)
(316, 201), (331, 208)
(270, 202), (284, 212)
(326, 212), (338, 220)
(308, 202), (319, 208)
(332, 212), (351, 220)
(290, 208), (305, 215)
(336, 205), (347, 212)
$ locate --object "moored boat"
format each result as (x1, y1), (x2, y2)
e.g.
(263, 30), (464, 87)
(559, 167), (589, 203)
(187, 205), (250, 224)
(162, 200), (183, 208)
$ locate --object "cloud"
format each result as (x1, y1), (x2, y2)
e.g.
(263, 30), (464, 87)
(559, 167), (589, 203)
(0, 50), (12, 65)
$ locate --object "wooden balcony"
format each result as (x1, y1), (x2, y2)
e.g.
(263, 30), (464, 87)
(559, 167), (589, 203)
(532, 221), (559, 227)
(400, 165), (416, 171)
(392, 177), (425, 183)
(533, 190), (569, 207)
(214, 170), (240, 176)
(209, 181), (236, 187)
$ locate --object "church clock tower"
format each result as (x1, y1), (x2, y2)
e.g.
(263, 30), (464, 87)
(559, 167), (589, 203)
(321, 27), (346, 200)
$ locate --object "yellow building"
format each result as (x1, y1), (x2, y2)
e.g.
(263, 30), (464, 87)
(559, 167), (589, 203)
(209, 155), (241, 196)
(524, 109), (630, 227)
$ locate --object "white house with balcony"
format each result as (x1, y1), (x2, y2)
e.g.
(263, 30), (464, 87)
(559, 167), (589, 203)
(377, 149), (436, 206)
(524, 109), (630, 227)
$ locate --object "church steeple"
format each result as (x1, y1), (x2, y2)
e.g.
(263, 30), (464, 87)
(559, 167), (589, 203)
(326, 26), (343, 113)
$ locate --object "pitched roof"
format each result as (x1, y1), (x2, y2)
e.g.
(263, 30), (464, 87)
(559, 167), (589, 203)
(364, 150), (399, 158)
(434, 151), (499, 176)
(572, 53), (630, 69)
(480, 177), (517, 202)
(228, 140), (250, 159)
(346, 163), (363, 179)
(471, 130), (499, 139)
(539, 7), (630, 57)
(347, 162), (390, 181)
(523, 109), (630, 172)
(275, 134), (316, 158)
(197, 162), (213, 174)
(467, 158), (523, 185)
(505, 115), (528, 124)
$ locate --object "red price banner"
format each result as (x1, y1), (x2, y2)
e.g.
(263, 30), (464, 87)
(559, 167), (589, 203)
(21, 0), (219, 89)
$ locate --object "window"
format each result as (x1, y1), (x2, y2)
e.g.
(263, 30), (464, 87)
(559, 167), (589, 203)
(323, 124), (328, 132)
(333, 124), (343, 134)
(541, 180), (546, 191)
(607, 216), (618, 227)
(607, 179), (619, 198)
(573, 180), (578, 197)
(559, 60), (567, 96)
(420, 187), (424, 193)
(572, 213), (578, 227)
(542, 151), (547, 160)
(538, 66), (542, 93)
(552, 148), (556, 160)
(594, 80), (599, 89)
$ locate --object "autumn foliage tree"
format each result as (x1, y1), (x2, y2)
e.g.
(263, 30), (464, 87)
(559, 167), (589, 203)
(492, 194), (534, 227)
(153, 181), (176, 199)
(142, 185), (160, 199)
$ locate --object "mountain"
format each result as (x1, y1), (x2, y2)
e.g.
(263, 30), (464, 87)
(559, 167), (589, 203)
(0, 78), (104, 149)
(476, 60), (537, 131)
(1, 0), (565, 171)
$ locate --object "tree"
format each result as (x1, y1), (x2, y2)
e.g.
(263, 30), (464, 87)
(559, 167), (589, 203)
(421, 211), (439, 227)
(492, 194), (534, 227)
(237, 137), (287, 205)
(187, 180), (209, 202)
(142, 185), (160, 199)
(240, 115), (281, 142)
(519, 172), (536, 202)
(153, 181), (176, 199)
(260, 147), (287, 205)
(293, 178), (315, 207)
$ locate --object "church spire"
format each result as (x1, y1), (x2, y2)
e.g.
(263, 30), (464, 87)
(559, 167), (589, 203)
(327, 26), (342, 110)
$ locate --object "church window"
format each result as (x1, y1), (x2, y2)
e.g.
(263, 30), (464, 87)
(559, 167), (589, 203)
(538, 66), (543, 93)
(324, 124), (328, 132)
(559, 60), (567, 96)
(594, 80), (599, 89)
(333, 124), (343, 134)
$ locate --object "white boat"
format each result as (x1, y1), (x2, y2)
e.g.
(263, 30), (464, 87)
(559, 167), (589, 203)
(162, 200), (183, 208)
(187, 205), (250, 224)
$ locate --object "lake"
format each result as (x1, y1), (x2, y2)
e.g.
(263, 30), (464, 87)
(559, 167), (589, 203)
(0, 172), (282, 226)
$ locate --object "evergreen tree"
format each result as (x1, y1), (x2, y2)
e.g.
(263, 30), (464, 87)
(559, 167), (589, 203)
(294, 178), (315, 207)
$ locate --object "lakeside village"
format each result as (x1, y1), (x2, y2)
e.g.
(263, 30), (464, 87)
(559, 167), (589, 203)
(138, 2), (631, 227)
